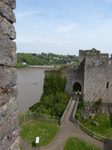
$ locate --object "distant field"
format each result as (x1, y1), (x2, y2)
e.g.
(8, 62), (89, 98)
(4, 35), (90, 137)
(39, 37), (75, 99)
(19, 120), (60, 147)
(63, 137), (101, 150)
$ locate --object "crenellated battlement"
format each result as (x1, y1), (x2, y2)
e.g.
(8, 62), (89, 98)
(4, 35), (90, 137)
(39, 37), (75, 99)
(79, 48), (111, 66)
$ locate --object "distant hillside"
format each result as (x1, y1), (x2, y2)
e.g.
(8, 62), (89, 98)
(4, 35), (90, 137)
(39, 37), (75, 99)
(16, 52), (78, 68)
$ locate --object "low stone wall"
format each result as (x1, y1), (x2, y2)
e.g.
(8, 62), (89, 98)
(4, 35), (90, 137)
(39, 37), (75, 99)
(71, 98), (79, 119)
(60, 97), (72, 125)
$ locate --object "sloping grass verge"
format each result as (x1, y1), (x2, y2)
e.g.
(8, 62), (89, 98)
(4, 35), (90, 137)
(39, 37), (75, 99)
(19, 120), (59, 147)
(63, 137), (101, 150)
(80, 114), (112, 138)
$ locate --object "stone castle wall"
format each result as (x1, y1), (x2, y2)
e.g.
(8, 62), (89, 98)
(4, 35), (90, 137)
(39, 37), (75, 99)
(0, 0), (19, 150)
(45, 61), (85, 97)
(61, 62), (84, 96)
(83, 49), (112, 103)
(45, 48), (112, 104)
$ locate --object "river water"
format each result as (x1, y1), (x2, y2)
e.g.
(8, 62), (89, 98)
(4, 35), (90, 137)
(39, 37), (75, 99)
(17, 68), (45, 114)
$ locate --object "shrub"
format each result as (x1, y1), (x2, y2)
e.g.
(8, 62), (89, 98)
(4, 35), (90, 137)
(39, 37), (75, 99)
(29, 73), (69, 117)
(94, 98), (103, 107)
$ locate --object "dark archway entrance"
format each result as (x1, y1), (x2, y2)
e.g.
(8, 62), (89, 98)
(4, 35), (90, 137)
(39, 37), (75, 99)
(73, 82), (82, 99)
(72, 82), (82, 100)
(73, 82), (82, 94)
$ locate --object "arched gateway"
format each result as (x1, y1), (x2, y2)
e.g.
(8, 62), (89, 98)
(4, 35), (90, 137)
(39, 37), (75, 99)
(73, 82), (82, 94)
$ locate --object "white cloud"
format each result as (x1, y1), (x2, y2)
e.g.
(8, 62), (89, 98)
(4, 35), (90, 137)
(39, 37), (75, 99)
(56, 23), (77, 32)
(16, 10), (39, 18)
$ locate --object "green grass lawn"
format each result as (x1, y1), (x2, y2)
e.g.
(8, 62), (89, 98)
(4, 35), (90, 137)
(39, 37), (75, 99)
(63, 137), (101, 150)
(19, 120), (59, 147)
(80, 114), (112, 138)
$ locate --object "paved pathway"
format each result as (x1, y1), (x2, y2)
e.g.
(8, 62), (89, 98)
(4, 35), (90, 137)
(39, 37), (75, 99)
(19, 100), (112, 150)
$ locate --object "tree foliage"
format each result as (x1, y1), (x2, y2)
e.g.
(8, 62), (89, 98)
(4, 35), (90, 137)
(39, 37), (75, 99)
(16, 52), (79, 68)
(29, 73), (69, 117)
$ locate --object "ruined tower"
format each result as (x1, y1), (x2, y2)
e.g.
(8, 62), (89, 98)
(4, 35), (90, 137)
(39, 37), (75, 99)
(46, 48), (112, 105)
(0, 0), (19, 149)
(79, 48), (112, 104)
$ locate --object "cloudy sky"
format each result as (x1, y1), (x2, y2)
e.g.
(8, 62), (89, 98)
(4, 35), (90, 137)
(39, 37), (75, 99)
(14, 0), (112, 56)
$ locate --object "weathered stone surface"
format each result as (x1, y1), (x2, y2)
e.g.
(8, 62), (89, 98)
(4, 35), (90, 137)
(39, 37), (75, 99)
(0, 107), (18, 136)
(4, 0), (16, 9)
(11, 114), (18, 130)
(9, 137), (19, 150)
(0, 127), (19, 150)
(45, 60), (85, 97)
(0, 86), (18, 107)
(0, 37), (17, 66)
(0, 5), (16, 23)
(0, 19), (16, 39)
(0, 0), (19, 149)
(0, 109), (4, 125)
(9, 97), (18, 116)
(84, 49), (112, 103)
(0, 104), (8, 125)
(91, 121), (99, 126)
(0, 66), (17, 88)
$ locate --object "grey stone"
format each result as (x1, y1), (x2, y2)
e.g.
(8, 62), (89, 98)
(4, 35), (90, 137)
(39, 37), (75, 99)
(82, 115), (88, 120)
(0, 109), (4, 125)
(89, 113), (95, 120)
(1, 104), (8, 117)
(101, 106), (106, 114)
(0, 86), (18, 107)
(4, 0), (16, 9)
(91, 121), (99, 126)
(9, 137), (19, 150)
(46, 49), (112, 104)
(0, 37), (17, 66)
(0, 5), (16, 23)
(0, 66), (17, 88)
(9, 97), (18, 115)
(0, 1), (18, 149)
(0, 19), (16, 39)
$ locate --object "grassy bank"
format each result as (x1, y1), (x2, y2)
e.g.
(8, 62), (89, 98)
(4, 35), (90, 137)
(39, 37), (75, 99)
(63, 137), (101, 150)
(80, 114), (112, 138)
(20, 120), (59, 147)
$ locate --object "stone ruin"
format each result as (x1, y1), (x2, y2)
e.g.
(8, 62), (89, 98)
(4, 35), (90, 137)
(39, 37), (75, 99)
(0, 0), (111, 149)
(0, 0), (19, 149)
(46, 48), (112, 115)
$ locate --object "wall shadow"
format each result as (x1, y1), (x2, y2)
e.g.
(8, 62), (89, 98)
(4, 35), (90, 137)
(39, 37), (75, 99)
(104, 138), (112, 150)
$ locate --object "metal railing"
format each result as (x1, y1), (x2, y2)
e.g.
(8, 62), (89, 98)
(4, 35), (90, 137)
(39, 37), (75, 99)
(72, 117), (107, 142)
(19, 111), (60, 125)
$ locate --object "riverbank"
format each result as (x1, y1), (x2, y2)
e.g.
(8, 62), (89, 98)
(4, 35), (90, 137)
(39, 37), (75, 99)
(17, 68), (45, 114)
(28, 65), (54, 69)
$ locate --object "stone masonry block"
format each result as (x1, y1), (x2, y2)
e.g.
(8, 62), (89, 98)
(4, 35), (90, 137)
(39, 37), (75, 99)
(0, 37), (17, 66)
(0, 66), (17, 88)
(9, 137), (19, 150)
(0, 104), (8, 126)
(0, 86), (18, 107)
(0, 4), (16, 23)
(9, 97), (18, 116)
(11, 114), (18, 130)
(0, 19), (16, 39)
(4, 0), (16, 9)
